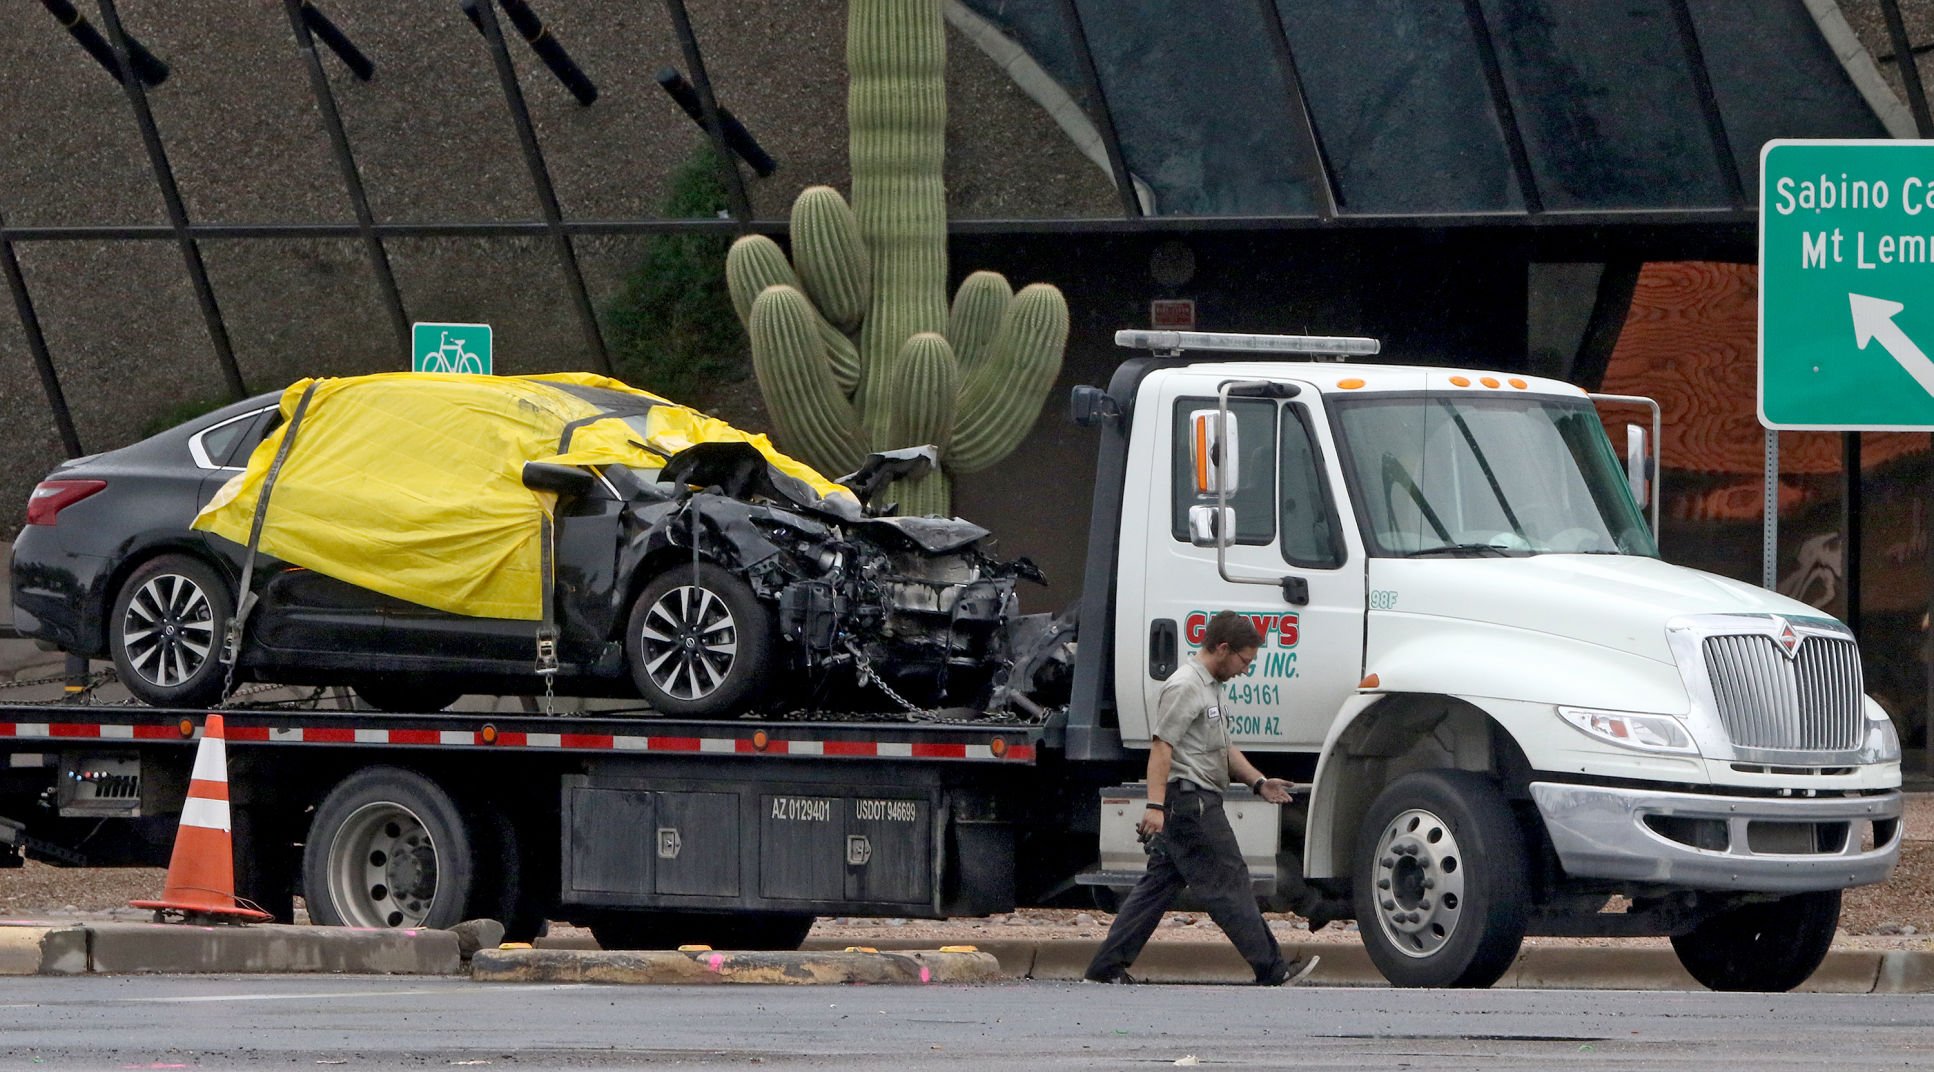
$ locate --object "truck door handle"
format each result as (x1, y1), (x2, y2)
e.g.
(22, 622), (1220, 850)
(1149, 619), (1178, 680)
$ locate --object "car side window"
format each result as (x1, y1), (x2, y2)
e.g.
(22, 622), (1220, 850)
(1169, 397), (1277, 545)
(191, 408), (275, 470)
(1279, 404), (1343, 568)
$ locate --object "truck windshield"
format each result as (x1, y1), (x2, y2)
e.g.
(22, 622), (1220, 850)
(1331, 393), (1657, 559)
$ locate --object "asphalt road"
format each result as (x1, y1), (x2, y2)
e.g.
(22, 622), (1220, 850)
(1, 976), (1931, 1071)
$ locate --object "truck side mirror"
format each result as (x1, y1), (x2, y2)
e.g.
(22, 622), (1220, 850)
(1188, 409), (1240, 495)
(1624, 424), (1651, 511)
(1187, 504), (1235, 548)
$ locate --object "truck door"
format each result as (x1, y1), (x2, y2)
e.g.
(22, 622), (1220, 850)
(1117, 385), (1366, 751)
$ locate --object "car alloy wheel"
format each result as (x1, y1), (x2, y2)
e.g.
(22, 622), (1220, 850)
(638, 583), (740, 702)
(121, 571), (218, 690)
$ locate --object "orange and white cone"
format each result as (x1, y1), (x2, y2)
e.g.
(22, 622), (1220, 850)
(130, 714), (272, 923)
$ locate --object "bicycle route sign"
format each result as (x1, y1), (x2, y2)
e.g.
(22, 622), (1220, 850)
(1760, 139), (1934, 430)
(412, 322), (493, 374)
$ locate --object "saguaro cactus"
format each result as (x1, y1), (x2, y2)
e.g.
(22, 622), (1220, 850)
(725, 0), (1068, 517)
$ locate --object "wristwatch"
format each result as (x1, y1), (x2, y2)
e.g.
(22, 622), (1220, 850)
(1250, 776), (1267, 796)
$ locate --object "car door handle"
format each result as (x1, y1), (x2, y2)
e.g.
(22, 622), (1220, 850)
(1149, 618), (1178, 680)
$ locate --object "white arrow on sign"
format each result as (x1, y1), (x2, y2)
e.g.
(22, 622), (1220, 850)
(1851, 292), (1934, 398)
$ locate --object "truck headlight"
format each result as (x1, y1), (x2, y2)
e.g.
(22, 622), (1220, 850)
(1558, 706), (1695, 754)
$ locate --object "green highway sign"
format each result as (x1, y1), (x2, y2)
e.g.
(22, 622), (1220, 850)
(1761, 140), (1934, 430)
(1771, 139), (1934, 427)
(412, 322), (492, 374)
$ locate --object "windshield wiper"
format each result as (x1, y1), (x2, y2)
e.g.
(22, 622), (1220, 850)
(1402, 543), (1518, 558)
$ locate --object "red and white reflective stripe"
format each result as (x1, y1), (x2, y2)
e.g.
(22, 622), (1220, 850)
(0, 720), (1036, 762)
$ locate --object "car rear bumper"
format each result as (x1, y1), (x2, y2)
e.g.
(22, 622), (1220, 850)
(8, 533), (108, 654)
(1529, 780), (1901, 893)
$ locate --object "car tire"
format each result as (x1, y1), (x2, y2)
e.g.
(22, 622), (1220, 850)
(354, 679), (465, 713)
(625, 562), (772, 718)
(301, 767), (477, 931)
(1670, 890), (1840, 992)
(1353, 769), (1529, 988)
(108, 554), (233, 709)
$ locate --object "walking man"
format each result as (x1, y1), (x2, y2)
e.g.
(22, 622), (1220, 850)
(1084, 610), (1318, 985)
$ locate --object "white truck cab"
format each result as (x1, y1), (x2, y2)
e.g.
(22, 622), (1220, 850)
(1070, 330), (1902, 989)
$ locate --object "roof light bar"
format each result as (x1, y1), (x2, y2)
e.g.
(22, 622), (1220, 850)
(1114, 330), (1381, 357)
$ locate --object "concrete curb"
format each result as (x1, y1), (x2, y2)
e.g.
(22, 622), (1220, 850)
(0, 925), (89, 975)
(794, 938), (1934, 992)
(472, 947), (1004, 986)
(0, 920), (461, 975)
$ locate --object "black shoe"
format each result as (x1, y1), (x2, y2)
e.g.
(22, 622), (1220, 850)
(1083, 968), (1139, 984)
(1257, 955), (1320, 986)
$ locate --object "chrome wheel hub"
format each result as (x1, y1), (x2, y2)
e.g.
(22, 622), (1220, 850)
(327, 802), (439, 928)
(1370, 807), (1467, 959)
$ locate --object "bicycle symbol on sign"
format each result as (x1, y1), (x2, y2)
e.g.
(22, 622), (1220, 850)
(420, 331), (485, 374)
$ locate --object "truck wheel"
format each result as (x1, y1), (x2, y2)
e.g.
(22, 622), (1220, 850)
(109, 555), (232, 709)
(1670, 890), (1840, 992)
(589, 911), (814, 951)
(302, 767), (476, 930)
(1353, 769), (1528, 988)
(625, 563), (772, 718)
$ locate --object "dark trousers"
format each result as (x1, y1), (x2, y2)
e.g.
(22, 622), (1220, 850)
(1085, 782), (1283, 982)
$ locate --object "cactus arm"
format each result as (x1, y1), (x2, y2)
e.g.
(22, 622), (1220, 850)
(790, 186), (871, 334)
(746, 285), (868, 475)
(949, 283), (1069, 473)
(947, 270), (1012, 374)
(886, 332), (959, 455)
(727, 233), (862, 395)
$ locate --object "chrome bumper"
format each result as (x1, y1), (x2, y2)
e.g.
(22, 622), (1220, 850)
(1529, 781), (1901, 893)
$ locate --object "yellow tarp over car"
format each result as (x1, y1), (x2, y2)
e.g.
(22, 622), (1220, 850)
(193, 372), (855, 621)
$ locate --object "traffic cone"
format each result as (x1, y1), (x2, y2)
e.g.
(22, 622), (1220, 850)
(130, 714), (272, 923)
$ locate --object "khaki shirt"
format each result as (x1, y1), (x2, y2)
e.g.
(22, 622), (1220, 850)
(1152, 659), (1231, 792)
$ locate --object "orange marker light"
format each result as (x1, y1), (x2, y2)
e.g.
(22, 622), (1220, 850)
(752, 730), (770, 752)
(1337, 378), (1366, 390)
(1480, 376), (1501, 388)
(1449, 375), (1471, 387)
(1358, 673), (1381, 689)
(1509, 377), (1528, 389)
(1194, 418), (1211, 491)
(481, 724), (499, 744)
(990, 737), (1008, 757)
(178, 718), (195, 738)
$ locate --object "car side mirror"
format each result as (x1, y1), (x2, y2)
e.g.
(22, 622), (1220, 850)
(522, 461), (595, 497)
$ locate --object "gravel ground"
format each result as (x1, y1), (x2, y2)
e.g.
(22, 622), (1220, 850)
(8, 795), (1932, 955)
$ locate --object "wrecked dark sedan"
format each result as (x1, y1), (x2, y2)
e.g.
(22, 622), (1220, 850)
(10, 372), (1044, 717)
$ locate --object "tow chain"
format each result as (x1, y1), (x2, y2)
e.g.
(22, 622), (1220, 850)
(0, 666), (117, 696)
(847, 641), (923, 716)
(824, 640), (1047, 726)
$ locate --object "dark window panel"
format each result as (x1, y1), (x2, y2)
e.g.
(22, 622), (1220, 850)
(1476, 0), (1729, 209)
(1687, 0), (1888, 194)
(1276, 0), (1521, 214)
(1065, 0), (1317, 216)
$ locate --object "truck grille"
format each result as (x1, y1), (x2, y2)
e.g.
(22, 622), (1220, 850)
(1702, 634), (1863, 752)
